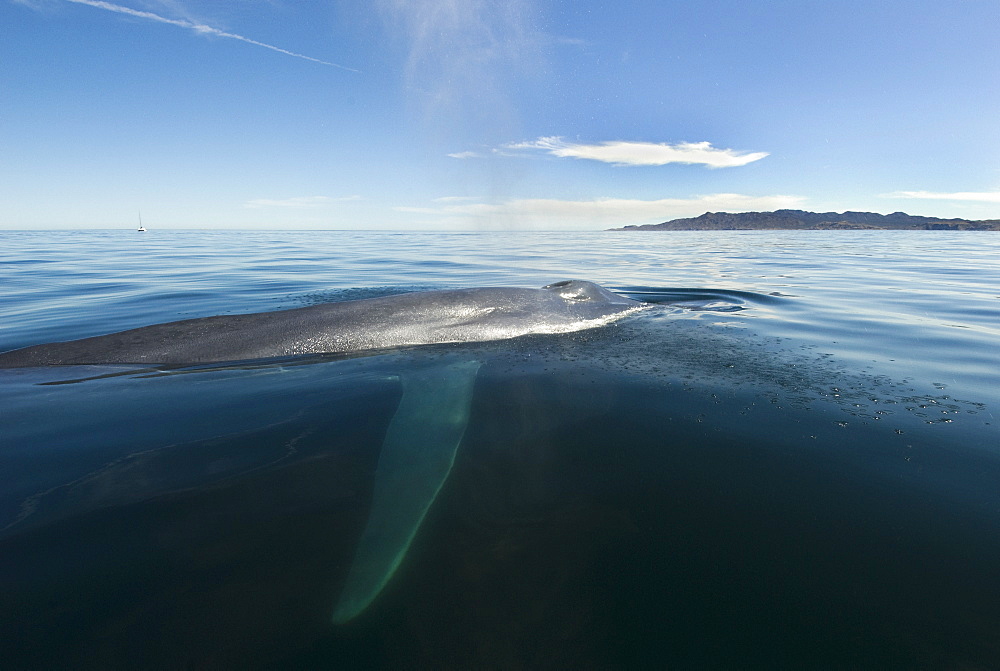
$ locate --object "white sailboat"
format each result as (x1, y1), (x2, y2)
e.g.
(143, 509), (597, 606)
(137, 210), (146, 232)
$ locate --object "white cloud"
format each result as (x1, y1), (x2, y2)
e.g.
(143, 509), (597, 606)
(394, 193), (805, 229)
(882, 190), (1000, 203)
(60, 0), (358, 71)
(507, 137), (769, 168)
(446, 151), (483, 159)
(244, 196), (359, 209)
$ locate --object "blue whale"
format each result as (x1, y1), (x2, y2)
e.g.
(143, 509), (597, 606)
(0, 280), (645, 625)
(0, 280), (643, 367)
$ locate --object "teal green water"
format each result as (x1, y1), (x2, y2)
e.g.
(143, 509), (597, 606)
(1, 230), (998, 668)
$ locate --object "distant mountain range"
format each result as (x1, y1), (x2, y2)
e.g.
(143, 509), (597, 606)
(609, 210), (1000, 231)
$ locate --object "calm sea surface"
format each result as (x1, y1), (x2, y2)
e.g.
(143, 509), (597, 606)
(1, 230), (998, 668)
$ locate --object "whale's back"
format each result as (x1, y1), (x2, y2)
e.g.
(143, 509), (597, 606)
(0, 282), (642, 367)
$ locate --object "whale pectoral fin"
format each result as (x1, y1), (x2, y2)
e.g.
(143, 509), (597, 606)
(332, 360), (482, 624)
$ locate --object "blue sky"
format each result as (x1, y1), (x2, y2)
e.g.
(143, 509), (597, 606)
(3, 0), (999, 229)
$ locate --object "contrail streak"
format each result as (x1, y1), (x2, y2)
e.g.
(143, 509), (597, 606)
(64, 0), (358, 72)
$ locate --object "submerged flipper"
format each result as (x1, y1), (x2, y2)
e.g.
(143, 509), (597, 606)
(333, 360), (481, 624)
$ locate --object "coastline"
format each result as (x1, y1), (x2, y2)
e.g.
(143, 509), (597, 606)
(608, 209), (1000, 231)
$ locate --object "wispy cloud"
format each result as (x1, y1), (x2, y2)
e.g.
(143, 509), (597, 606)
(882, 189), (1000, 203)
(446, 151), (484, 159)
(378, 0), (541, 141)
(244, 195), (360, 209)
(506, 137), (769, 168)
(395, 193), (805, 229)
(61, 0), (358, 71)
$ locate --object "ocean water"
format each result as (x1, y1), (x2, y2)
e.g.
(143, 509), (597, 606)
(0, 229), (998, 669)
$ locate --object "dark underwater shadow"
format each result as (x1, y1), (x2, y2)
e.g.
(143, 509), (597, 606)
(286, 358), (1000, 670)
